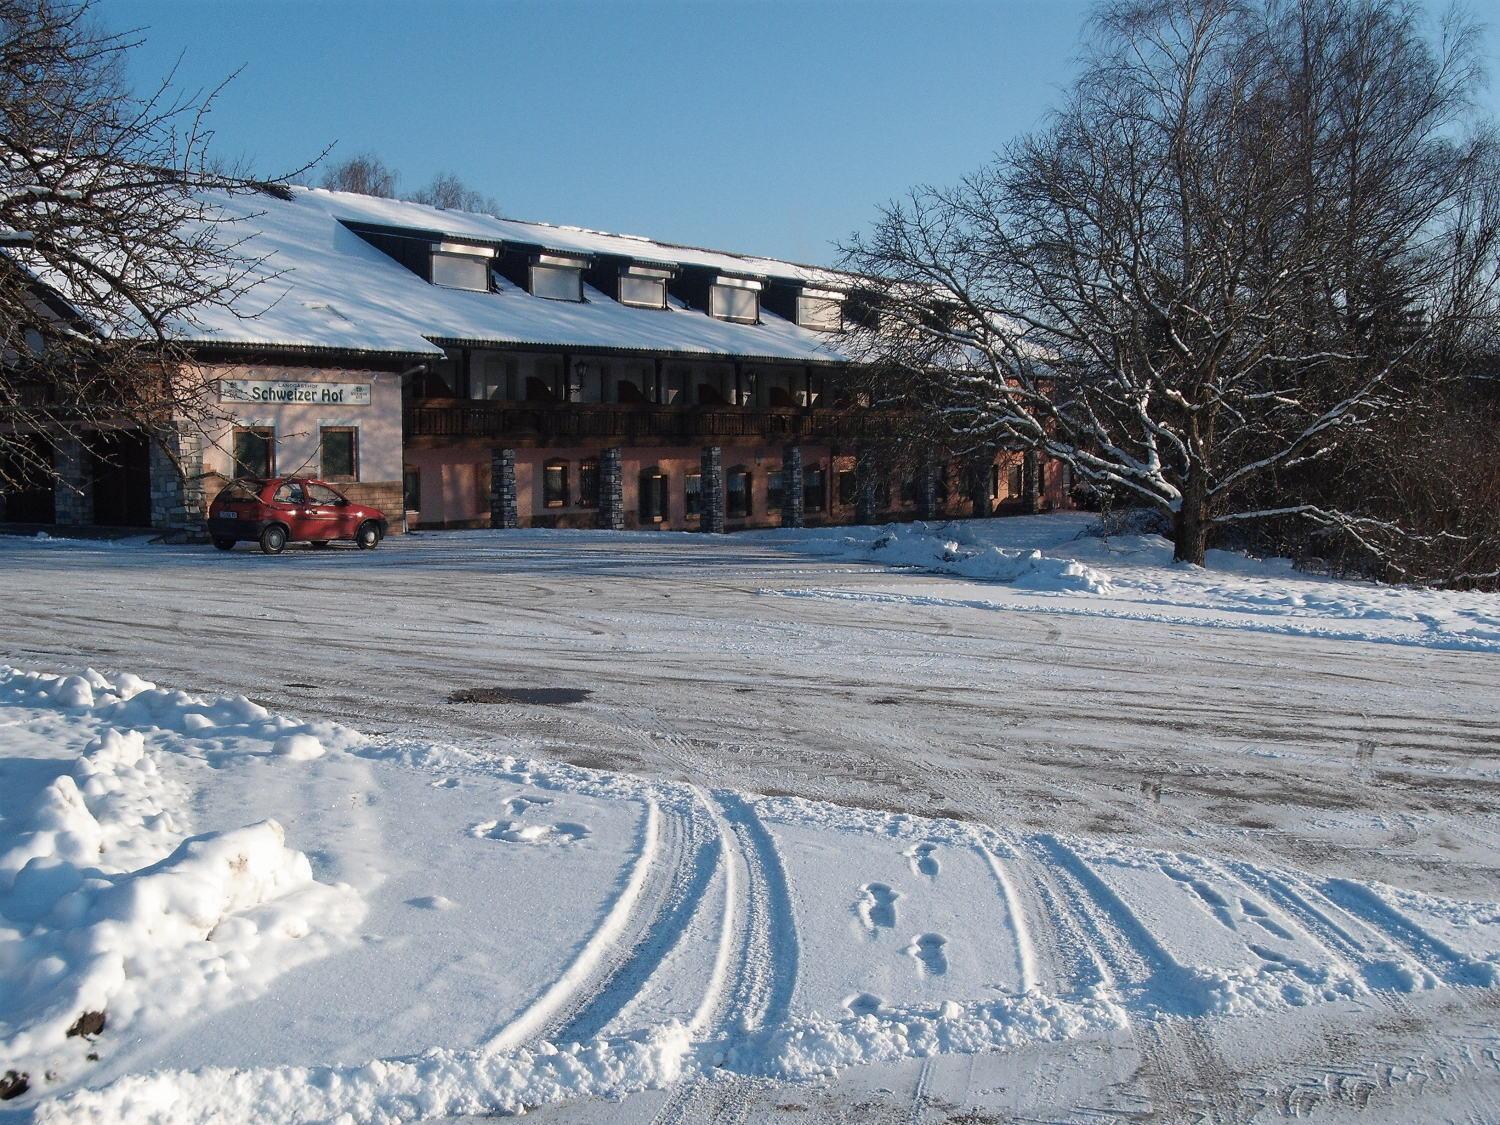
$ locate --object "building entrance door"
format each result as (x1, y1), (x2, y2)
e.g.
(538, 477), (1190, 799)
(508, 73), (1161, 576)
(88, 430), (153, 527)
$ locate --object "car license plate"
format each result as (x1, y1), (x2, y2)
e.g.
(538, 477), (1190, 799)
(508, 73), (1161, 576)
(220, 511), (238, 519)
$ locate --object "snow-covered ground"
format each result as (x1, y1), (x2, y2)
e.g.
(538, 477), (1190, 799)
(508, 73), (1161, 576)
(2, 515), (1498, 1121)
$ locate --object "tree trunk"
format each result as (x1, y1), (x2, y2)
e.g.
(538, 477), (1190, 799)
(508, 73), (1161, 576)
(1172, 482), (1210, 565)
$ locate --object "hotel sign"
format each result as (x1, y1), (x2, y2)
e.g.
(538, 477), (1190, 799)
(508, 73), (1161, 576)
(220, 379), (372, 407)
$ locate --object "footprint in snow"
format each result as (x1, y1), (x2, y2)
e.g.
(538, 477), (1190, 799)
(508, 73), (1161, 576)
(406, 895), (456, 910)
(906, 840), (941, 878)
(471, 819), (589, 846)
(430, 777), (460, 789)
(843, 992), (885, 1017)
(907, 932), (949, 976)
(856, 882), (900, 933)
(502, 794), (553, 816)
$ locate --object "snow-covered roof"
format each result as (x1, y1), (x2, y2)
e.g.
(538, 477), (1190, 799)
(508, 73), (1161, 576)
(175, 188), (855, 364)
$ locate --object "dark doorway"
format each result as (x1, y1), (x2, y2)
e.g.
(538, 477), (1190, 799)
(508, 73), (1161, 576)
(88, 430), (152, 527)
(0, 437), (56, 523)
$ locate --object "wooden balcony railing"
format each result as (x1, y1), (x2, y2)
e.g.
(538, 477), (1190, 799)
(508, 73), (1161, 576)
(403, 399), (842, 445)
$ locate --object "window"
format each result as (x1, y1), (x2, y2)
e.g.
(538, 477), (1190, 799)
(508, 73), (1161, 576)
(639, 467), (667, 522)
(804, 465), (826, 513)
(404, 467), (421, 511)
(531, 264), (582, 302)
(232, 428), (273, 479)
(320, 427), (357, 481)
(306, 482), (345, 504)
(767, 468), (785, 511)
(619, 275), (666, 309)
(431, 252), (490, 292)
(797, 294), (842, 331)
(543, 460), (569, 508)
(726, 468), (751, 519)
(710, 284), (758, 323)
(837, 469), (856, 506)
(684, 472), (702, 517)
(1008, 463), (1023, 497)
(475, 354), (515, 401)
(990, 464), (1001, 500)
(579, 459), (600, 509)
(272, 481), (305, 504)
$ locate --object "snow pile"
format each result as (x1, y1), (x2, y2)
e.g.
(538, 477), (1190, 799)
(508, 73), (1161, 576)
(38, 1023), (695, 1125)
(0, 666), (364, 1095)
(865, 523), (1114, 593)
(735, 991), (1126, 1079)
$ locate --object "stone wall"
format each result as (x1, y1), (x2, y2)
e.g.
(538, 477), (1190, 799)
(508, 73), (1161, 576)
(780, 444), (804, 529)
(52, 437), (91, 525)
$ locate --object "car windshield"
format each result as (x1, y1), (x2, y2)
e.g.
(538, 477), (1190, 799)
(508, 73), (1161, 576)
(306, 483), (345, 504)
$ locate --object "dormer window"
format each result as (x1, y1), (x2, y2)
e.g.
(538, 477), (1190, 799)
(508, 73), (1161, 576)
(530, 253), (587, 302)
(710, 275), (762, 323)
(618, 264), (673, 310)
(431, 251), (492, 292)
(797, 288), (844, 332)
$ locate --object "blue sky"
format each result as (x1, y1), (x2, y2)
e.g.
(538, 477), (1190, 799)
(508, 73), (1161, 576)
(104, 0), (1495, 268)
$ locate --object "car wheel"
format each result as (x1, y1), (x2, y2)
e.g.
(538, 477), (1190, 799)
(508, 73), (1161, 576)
(355, 521), (381, 550)
(310, 540), (331, 549)
(212, 537), (235, 551)
(259, 524), (288, 555)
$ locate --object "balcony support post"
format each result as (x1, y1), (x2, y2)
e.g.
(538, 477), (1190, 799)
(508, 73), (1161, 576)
(781, 444), (804, 528)
(490, 446), (519, 529)
(599, 447), (624, 530)
(700, 446), (725, 533)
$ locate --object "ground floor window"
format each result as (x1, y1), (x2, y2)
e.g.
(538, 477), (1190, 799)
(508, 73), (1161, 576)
(320, 427), (358, 481)
(403, 467), (421, 511)
(990, 463), (1001, 500)
(804, 465), (826, 513)
(684, 472), (702, 516)
(579, 458), (600, 509)
(639, 467), (668, 522)
(1008, 463), (1023, 497)
(837, 469), (856, 505)
(544, 459), (569, 507)
(232, 427), (274, 480)
(767, 467), (785, 512)
(726, 468), (751, 519)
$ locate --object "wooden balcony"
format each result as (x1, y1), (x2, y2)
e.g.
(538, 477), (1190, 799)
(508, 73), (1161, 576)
(403, 399), (843, 447)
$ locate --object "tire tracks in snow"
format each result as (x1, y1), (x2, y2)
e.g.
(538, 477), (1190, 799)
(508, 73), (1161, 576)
(482, 795), (664, 1054)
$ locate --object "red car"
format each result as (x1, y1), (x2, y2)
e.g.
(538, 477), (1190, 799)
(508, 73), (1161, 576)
(207, 477), (389, 554)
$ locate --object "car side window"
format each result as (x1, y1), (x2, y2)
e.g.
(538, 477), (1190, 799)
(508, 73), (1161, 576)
(273, 482), (305, 504)
(306, 483), (343, 504)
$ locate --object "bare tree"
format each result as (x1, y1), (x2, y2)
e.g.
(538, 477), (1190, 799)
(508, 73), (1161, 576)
(319, 151), (397, 198)
(0, 0), (297, 492)
(842, 0), (1500, 569)
(408, 170), (501, 216)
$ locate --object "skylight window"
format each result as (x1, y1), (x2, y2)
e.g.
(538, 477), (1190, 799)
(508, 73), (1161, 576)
(431, 252), (490, 292)
(797, 291), (844, 331)
(618, 264), (672, 309)
(529, 253), (587, 302)
(710, 276), (762, 323)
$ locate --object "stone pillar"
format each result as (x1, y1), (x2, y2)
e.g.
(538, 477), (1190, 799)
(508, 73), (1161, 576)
(854, 445), (879, 526)
(599, 447), (624, 530)
(53, 436), (91, 526)
(916, 459), (939, 521)
(700, 446), (724, 533)
(149, 427), (206, 533)
(1022, 448), (1041, 514)
(780, 444), (804, 529)
(490, 447), (518, 529)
